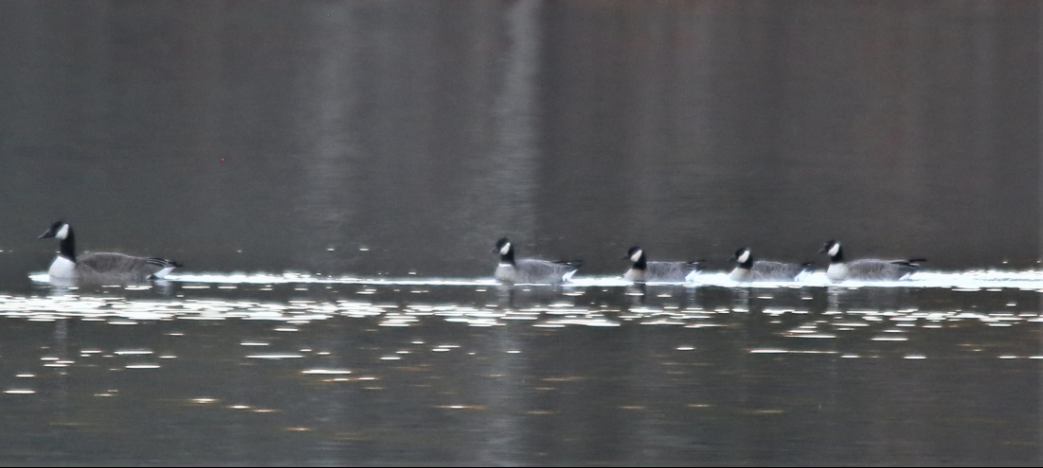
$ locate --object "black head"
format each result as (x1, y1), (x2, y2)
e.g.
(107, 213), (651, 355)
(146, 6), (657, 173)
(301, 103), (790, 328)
(493, 238), (514, 256)
(39, 221), (70, 240)
(732, 247), (754, 267)
(623, 246), (647, 270)
(820, 240), (843, 261)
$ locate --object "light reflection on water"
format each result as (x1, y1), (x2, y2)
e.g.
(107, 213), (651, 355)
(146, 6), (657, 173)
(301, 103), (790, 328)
(6, 272), (1043, 353)
(13, 271), (1043, 329)
(2, 272), (1043, 465)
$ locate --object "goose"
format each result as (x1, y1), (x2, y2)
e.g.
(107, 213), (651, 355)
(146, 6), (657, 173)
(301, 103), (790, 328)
(38, 221), (182, 282)
(728, 247), (809, 282)
(623, 246), (701, 282)
(820, 240), (923, 282)
(493, 238), (581, 284)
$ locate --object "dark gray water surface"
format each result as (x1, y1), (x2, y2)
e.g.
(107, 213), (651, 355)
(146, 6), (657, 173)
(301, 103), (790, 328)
(1, 1), (1042, 465)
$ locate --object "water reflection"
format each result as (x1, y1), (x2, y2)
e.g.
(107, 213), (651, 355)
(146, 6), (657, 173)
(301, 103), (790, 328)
(1, 273), (1042, 465)
(6, 272), (1043, 339)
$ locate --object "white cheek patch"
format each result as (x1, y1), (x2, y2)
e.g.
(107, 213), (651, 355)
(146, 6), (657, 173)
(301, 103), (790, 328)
(55, 224), (69, 240)
(500, 243), (511, 256)
(737, 250), (750, 263)
(828, 243), (840, 257)
(630, 250), (643, 263)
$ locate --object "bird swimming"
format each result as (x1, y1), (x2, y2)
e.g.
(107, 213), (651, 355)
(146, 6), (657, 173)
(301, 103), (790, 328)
(623, 246), (701, 282)
(728, 247), (809, 282)
(38, 221), (182, 282)
(493, 237), (581, 284)
(820, 240), (923, 281)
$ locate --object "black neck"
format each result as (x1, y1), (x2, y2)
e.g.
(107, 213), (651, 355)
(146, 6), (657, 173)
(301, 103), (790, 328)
(59, 228), (76, 263)
(499, 248), (515, 266)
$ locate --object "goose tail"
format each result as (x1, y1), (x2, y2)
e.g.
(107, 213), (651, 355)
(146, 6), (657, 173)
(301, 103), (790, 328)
(556, 260), (582, 282)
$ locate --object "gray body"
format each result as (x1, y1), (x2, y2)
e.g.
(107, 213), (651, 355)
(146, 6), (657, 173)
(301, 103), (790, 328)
(495, 259), (580, 284)
(826, 259), (918, 282)
(730, 261), (807, 282)
(68, 253), (178, 282)
(625, 262), (699, 282)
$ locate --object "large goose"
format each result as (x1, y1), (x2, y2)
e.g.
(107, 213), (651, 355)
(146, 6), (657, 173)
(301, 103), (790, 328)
(623, 246), (701, 282)
(728, 247), (809, 282)
(493, 238), (581, 284)
(820, 240), (923, 282)
(39, 221), (182, 282)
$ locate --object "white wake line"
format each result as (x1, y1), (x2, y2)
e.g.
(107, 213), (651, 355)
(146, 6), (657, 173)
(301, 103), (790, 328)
(28, 270), (1043, 290)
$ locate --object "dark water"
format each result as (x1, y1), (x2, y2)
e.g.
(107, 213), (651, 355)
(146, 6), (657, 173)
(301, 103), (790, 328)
(0, 1), (1042, 465)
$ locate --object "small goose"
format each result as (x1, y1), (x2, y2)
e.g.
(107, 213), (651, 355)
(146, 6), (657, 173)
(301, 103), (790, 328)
(820, 240), (923, 282)
(623, 246), (701, 282)
(39, 221), (183, 282)
(728, 247), (809, 282)
(493, 238), (581, 284)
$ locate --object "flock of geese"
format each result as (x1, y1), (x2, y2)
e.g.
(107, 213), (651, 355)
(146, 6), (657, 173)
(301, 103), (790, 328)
(36, 220), (925, 285)
(495, 237), (924, 284)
